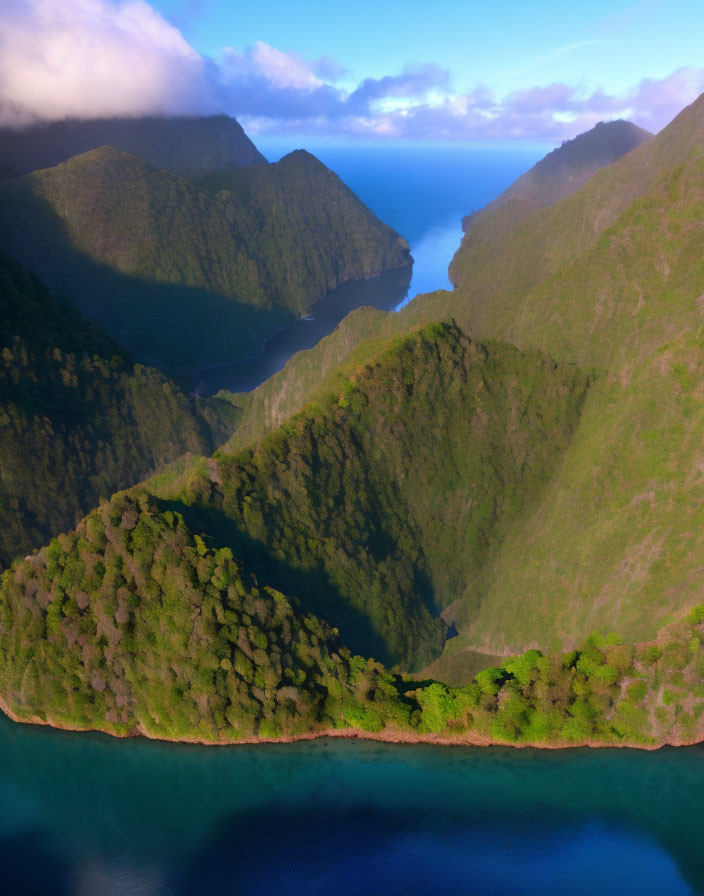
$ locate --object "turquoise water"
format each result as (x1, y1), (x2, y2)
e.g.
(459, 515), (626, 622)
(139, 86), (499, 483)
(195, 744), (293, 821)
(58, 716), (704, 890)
(197, 143), (546, 394)
(1, 711), (702, 895)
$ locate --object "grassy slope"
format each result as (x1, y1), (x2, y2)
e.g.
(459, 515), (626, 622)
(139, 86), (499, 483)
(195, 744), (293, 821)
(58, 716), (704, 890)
(0, 252), (238, 568)
(459, 119), (651, 239)
(445, 93), (704, 339)
(155, 323), (589, 670)
(0, 147), (410, 374)
(435, 143), (704, 665)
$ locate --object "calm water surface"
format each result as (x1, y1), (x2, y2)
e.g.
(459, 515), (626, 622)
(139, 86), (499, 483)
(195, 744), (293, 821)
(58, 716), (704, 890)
(197, 143), (546, 394)
(1, 712), (702, 895)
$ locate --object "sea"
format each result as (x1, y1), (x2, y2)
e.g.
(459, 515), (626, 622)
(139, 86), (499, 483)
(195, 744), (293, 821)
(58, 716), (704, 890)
(1, 714), (700, 895)
(5, 143), (698, 896)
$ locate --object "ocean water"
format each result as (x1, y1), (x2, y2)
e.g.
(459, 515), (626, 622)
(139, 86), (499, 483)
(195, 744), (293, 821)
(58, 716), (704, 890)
(197, 142), (546, 394)
(0, 713), (701, 896)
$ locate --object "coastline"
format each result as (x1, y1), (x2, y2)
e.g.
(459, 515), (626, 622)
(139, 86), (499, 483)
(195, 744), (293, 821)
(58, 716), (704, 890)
(190, 259), (413, 396)
(1, 697), (700, 752)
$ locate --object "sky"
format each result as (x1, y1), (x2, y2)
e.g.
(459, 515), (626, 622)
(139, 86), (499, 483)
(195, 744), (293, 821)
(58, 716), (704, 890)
(1, 0), (704, 141)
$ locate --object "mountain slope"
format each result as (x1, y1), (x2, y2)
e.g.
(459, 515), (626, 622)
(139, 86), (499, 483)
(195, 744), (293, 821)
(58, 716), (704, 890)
(460, 119), (651, 233)
(0, 252), (238, 567)
(445, 94), (704, 339)
(3, 485), (704, 749)
(433, 141), (704, 663)
(0, 147), (411, 374)
(149, 323), (589, 669)
(0, 115), (266, 178)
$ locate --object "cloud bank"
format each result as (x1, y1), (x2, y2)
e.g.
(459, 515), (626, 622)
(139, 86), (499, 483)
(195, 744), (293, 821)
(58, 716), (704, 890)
(2, 0), (703, 140)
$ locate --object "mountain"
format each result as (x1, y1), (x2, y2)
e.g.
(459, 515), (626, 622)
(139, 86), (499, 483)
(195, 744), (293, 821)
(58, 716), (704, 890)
(2, 322), (589, 674)
(0, 251), (238, 568)
(0, 146), (411, 374)
(5, 92), (704, 747)
(410, 93), (704, 662)
(459, 119), (652, 234)
(446, 97), (704, 335)
(0, 115), (266, 178)
(219, 93), (704, 672)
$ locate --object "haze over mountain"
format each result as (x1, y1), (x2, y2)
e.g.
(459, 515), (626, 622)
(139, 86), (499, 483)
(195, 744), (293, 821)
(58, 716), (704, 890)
(459, 119), (652, 234)
(0, 115), (266, 178)
(0, 139), (411, 374)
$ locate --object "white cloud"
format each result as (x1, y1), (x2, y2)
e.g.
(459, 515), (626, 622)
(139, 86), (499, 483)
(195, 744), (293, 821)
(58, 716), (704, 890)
(0, 0), (215, 125)
(0, 0), (702, 142)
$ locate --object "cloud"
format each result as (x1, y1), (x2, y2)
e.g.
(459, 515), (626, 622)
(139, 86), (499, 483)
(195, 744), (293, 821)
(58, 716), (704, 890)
(1, 0), (702, 142)
(0, 0), (216, 125)
(348, 63), (451, 107)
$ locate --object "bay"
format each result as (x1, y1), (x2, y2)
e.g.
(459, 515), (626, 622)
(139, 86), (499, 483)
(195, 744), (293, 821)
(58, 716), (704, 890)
(0, 712), (700, 895)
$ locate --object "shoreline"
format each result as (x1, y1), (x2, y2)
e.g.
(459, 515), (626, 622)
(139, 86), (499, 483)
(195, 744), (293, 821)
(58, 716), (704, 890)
(190, 260), (413, 396)
(1, 697), (701, 752)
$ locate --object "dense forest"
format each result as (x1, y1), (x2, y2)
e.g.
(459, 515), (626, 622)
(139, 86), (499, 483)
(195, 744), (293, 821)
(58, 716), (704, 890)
(2, 487), (703, 748)
(0, 145), (410, 373)
(0, 252), (238, 567)
(150, 322), (590, 669)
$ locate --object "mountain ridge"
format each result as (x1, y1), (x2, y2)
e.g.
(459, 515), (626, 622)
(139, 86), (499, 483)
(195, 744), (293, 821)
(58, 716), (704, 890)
(0, 114), (267, 178)
(0, 145), (411, 374)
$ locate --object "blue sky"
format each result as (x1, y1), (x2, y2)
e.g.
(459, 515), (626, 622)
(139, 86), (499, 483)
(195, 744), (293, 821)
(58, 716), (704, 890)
(156, 0), (702, 96)
(2, 0), (703, 140)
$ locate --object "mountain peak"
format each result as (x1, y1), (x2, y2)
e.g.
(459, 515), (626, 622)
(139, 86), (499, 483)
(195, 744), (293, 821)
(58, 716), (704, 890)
(461, 118), (652, 233)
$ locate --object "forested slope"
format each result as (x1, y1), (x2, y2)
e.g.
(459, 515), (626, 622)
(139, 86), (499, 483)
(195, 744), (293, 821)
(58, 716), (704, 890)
(0, 146), (410, 373)
(0, 253), (238, 567)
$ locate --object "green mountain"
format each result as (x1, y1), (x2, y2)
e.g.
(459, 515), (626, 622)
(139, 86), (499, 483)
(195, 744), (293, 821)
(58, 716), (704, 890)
(0, 115), (266, 178)
(5, 98), (704, 748)
(459, 119), (651, 234)
(0, 251), (238, 568)
(0, 146), (410, 374)
(220, 95), (704, 673)
(1, 322), (589, 683)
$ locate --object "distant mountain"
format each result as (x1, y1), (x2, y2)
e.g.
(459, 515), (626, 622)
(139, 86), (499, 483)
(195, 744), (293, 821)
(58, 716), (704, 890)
(0, 251), (238, 567)
(0, 115), (266, 178)
(0, 146), (411, 374)
(459, 119), (652, 234)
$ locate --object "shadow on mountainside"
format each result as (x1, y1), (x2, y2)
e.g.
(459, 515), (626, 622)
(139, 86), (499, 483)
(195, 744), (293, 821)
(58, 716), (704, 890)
(158, 496), (407, 668)
(0, 187), (292, 376)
